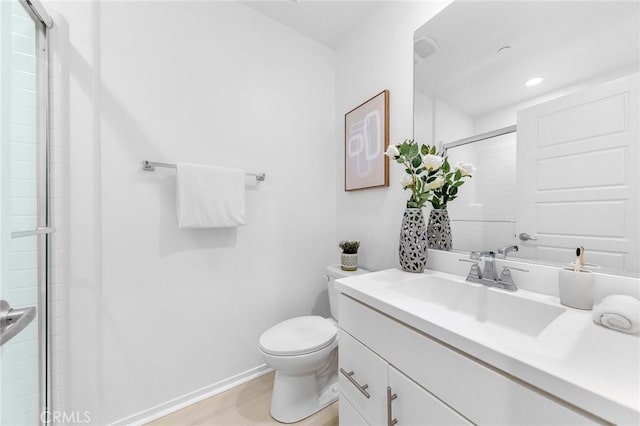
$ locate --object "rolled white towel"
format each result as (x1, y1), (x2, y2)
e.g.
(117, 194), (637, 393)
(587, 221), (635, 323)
(592, 295), (640, 335)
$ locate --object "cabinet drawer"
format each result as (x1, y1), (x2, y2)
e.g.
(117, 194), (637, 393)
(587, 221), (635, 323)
(339, 394), (370, 426)
(340, 294), (599, 425)
(339, 330), (387, 425)
(389, 366), (471, 426)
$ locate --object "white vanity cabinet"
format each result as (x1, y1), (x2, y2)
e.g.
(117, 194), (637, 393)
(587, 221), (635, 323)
(338, 294), (601, 426)
(388, 365), (471, 426)
(338, 396), (369, 426)
(338, 329), (388, 425)
(339, 330), (470, 425)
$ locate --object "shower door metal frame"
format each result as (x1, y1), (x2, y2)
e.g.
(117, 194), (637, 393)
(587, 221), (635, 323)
(16, 0), (53, 422)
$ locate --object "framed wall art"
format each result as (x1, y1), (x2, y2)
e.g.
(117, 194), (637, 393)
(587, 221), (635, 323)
(344, 90), (389, 191)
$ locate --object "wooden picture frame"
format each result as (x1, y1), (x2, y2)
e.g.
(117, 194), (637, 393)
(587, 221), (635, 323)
(344, 90), (390, 191)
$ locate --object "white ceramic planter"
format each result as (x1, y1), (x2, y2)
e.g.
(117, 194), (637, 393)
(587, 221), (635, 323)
(558, 267), (594, 310)
(341, 253), (358, 271)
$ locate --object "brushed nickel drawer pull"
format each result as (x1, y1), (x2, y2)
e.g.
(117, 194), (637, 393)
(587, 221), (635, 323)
(340, 368), (371, 399)
(387, 386), (398, 426)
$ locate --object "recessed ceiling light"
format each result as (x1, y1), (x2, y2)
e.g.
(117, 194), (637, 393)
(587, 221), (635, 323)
(525, 77), (544, 87)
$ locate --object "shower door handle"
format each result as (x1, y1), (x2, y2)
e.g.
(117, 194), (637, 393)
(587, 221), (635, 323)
(0, 300), (37, 347)
(11, 226), (55, 239)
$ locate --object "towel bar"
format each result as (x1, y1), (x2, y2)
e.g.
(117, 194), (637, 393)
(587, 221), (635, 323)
(141, 160), (265, 181)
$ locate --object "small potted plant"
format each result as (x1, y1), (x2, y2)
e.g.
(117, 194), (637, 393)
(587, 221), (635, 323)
(339, 240), (360, 271)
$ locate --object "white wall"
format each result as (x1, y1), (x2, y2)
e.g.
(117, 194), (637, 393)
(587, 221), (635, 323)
(39, 1), (640, 423)
(414, 91), (475, 150)
(335, 1), (452, 271)
(48, 1), (336, 423)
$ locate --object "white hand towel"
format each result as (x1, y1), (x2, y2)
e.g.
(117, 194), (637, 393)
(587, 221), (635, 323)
(592, 295), (640, 335)
(176, 163), (246, 229)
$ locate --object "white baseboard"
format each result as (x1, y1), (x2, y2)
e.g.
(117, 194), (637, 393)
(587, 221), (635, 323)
(109, 364), (273, 426)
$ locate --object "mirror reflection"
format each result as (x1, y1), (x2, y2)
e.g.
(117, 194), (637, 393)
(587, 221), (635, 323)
(414, 1), (640, 275)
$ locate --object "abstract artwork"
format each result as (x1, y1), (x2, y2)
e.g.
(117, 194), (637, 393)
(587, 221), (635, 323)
(344, 90), (389, 191)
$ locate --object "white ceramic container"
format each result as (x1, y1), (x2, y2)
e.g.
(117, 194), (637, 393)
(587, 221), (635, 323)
(558, 267), (594, 310)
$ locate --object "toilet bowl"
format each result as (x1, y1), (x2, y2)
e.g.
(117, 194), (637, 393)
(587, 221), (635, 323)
(258, 265), (369, 423)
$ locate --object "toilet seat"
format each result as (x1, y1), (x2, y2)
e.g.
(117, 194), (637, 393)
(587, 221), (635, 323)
(259, 316), (337, 356)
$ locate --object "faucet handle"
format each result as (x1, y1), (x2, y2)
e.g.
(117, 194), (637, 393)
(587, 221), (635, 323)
(498, 266), (529, 289)
(459, 259), (481, 279)
(497, 266), (528, 291)
(501, 266), (529, 273)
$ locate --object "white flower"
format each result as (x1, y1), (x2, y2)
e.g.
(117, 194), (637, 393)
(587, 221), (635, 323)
(385, 145), (400, 158)
(426, 176), (445, 190)
(423, 154), (444, 171)
(454, 162), (474, 177)
(400, 174), (414, 187)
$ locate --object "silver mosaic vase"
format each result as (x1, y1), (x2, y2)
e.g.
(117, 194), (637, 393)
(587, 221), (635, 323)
(398, 208), (428, 273)
(427, 208), (452, 251)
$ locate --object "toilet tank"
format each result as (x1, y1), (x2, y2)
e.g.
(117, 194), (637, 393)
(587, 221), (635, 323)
(326, 264), (370, 321)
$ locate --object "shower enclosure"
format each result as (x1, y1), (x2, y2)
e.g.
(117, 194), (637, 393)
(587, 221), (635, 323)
(0, 0), (52, 424)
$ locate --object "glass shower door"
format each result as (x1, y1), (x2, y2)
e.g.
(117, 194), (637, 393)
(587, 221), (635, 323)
(0, 0), (50, 424)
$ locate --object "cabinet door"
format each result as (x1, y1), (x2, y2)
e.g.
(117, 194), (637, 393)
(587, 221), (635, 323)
(341, 295), (598, 425)
(339, 330), (388, 425)
(339, 394), (370, 426)
(388, 367), (471, 426)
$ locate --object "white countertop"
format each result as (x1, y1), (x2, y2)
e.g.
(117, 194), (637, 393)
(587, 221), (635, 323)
(335, 268), (640, 425)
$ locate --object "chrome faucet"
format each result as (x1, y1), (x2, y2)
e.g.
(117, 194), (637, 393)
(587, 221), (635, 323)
(497, 244), (518, 258)
(460, 246), (528, 291)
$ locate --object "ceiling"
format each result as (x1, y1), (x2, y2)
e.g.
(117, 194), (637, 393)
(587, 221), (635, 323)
(241, 1), (383, 49)
(414, 1), (640, 117)
(241, 1), (640, 117)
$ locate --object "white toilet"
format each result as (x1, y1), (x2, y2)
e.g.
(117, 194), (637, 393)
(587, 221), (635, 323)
(258, 265), (369, 423)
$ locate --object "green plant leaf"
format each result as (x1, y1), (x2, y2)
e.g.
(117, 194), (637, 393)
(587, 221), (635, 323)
(450, 186), (458, 196)
(442, 160), (450, 173)
(339, 240), (360, 254)
(399, 143), (409, 156)
(411, 155), (422, 168)
(429, 145), (437, 155)
(415, 167), (424, 175)
(455, 170), (462, 180)
(421, 144), (428, 155)
(409, 143), (419, 157)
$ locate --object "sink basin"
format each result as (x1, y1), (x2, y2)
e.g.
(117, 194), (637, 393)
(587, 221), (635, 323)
(389, 275), (566, 336)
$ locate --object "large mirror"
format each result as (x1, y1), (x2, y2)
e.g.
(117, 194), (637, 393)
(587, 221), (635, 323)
(414, 1), (640, 276)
